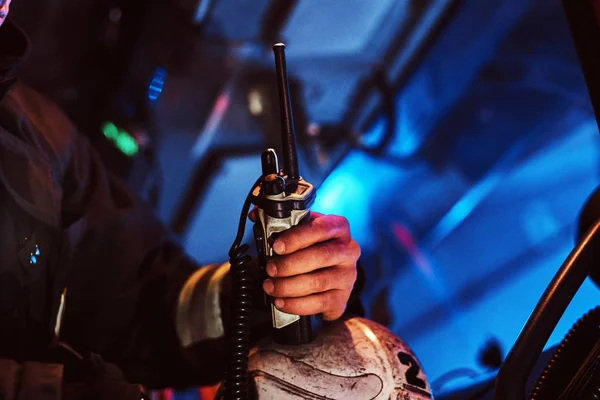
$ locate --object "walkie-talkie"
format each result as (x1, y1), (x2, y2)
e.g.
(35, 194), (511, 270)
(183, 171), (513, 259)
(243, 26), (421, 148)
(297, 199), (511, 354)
(251, 43), (317, 345)
(222, 42), (317, 400)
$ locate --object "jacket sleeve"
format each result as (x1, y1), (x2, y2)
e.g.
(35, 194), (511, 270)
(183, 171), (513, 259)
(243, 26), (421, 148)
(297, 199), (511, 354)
(9, 81), (368, 389)
(54, 106), (367, 390)
(58, 127), (228, 389)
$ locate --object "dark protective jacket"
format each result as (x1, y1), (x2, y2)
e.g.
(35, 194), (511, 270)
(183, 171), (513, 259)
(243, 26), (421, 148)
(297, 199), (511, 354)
(0, 18), (221, 389)
(0, 18), (365, 390)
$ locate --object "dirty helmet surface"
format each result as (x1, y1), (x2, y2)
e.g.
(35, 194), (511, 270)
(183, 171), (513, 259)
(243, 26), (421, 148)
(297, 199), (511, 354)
(248, 317), (433, 399)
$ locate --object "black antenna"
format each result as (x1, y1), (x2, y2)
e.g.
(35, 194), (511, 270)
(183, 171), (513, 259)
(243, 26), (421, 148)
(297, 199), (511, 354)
(273, 43), (300, 185)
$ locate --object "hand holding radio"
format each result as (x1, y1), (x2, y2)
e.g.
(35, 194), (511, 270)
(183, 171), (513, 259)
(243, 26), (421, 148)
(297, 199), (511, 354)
(249, 210), (360, 321)
(222, 42), (361, 399)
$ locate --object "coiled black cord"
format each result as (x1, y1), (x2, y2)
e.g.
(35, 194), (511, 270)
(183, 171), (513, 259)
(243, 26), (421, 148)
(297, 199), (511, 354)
(223, 178), (263, 400)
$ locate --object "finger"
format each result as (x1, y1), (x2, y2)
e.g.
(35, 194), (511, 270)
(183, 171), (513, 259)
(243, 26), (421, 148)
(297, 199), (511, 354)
(263, 266), (356, 298)
(323, 305), (347, 321)
(267, 239), (361, 277)
(273, 289), (350, 321)
(248, 207), (258, 222)
(272, 214), (350, 255)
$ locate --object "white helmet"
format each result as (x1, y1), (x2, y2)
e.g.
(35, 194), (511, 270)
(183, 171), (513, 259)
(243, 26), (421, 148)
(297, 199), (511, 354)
(248, 317), (433, 399)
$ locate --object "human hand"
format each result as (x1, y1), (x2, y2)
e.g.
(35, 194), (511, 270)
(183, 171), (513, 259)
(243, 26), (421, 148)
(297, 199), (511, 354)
(250, 210), (361, 321)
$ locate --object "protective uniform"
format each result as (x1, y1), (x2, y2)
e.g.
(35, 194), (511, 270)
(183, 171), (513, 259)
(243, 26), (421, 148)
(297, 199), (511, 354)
(0, 17), (365, 395)
(0, 17), (228, 389)
(0, 15), (363, 396)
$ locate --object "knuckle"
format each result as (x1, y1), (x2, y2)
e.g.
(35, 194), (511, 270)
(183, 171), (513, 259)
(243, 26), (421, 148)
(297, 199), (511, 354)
(340, 241), (352, 259)
(310, 215), (324, 228)
(320, 243), (333, 263)
(338, 216), (350, 231)
(312, 273), (325, 292)
(324, 274), (333, 291)
(334, 240), (357, 265)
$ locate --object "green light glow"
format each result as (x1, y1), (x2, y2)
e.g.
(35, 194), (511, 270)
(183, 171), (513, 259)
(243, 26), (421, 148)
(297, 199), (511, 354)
(102, 122), (119, 140)
(116, 134), (139, 156)
(101, 121), (139, 157)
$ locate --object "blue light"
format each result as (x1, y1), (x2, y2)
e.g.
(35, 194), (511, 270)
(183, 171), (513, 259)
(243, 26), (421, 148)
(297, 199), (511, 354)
(393, 103), (421, 156)
(395, 120), (419, 156)
(360, 116), (387, 148)
(522, 200), (559, 245)
(148, 68), (167, 102)
(313, 174), (355, 214)
(30, 255), (37, 265)
(359, 109), (420, 157)
(313, 150), (401, 250)
(426, 172), (501, 248)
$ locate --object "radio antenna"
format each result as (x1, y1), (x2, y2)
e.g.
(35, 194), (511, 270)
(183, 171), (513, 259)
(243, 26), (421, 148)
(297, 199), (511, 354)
(272, 43), (300, 186)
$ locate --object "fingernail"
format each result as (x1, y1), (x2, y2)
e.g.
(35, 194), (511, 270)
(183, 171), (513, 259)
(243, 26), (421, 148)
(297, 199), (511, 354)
(274, 298), (285, 309)
(263, 279), (274, 294)
(266, 262), (277, 277)
(273, 240), (285, 254)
